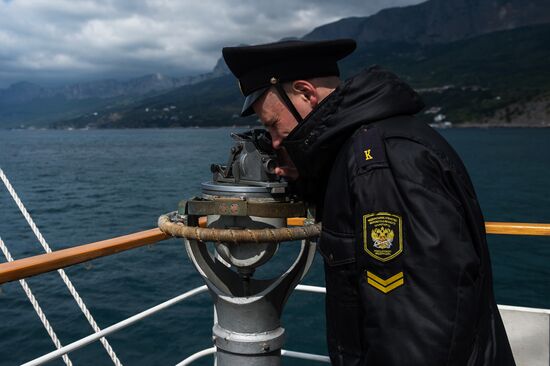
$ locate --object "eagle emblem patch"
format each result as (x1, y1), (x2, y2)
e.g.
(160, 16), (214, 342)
(363, 212), (403, 262)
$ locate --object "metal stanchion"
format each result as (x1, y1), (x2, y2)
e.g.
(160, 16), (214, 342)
(166, 130), (319, 365)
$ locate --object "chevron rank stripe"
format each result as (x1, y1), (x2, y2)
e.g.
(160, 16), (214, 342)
(366, 271), (404, 294)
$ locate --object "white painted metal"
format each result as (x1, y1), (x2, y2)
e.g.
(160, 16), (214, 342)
(21, 283), (550, 366)
(175, 347), (216, 366)
(281, 349), (331, 363)
(175, 348), (330, 365)
(498, 305), (550, 366)
(21, 284), (328, 365)
(22, 285), (208, 366)
(296, 284), (326, 294)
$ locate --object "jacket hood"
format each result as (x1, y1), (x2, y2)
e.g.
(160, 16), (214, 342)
(282, 66), (424, 203)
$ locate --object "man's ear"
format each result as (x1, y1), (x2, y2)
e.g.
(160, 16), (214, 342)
(292, 80), (318, 107)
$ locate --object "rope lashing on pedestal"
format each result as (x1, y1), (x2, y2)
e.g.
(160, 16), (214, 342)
(158, 212), (321, 243)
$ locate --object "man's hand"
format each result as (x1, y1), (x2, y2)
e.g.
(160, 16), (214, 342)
(275, 147), (299, 180)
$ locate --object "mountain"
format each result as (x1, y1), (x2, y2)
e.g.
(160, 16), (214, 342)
(304, 0), (550, 44)
(57, 74), (182, 100)
(0, 82), (51, 104)
(54, 23), (550, 129)
(3, 0), (550, 129)
(0, 68), (230, 128)
(0, 70), (229, 104)
(51, 74), (244, 129)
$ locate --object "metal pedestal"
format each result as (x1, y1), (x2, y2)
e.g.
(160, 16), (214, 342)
(184, 228), (316, 366)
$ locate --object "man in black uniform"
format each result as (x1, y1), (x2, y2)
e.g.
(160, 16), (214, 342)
(222, 39), (515, 365)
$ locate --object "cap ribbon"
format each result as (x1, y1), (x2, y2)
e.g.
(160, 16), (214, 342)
(273, 82), (303, 124)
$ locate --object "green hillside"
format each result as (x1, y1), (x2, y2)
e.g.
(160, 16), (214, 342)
(52, 74), (252, 129)
(341, 24), (550, 124)
(0, 92), (166, 129)
(55, 24), (550, 129)
(0, 96), (116, 128)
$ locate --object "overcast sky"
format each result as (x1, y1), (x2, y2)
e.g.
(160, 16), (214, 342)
(0, 0), (423, 88)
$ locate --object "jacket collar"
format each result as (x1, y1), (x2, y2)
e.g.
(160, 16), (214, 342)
(281, 66), (424, 202)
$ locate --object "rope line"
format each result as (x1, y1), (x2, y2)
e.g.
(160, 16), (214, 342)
(158, 212), (321, 243)
(0, 236), (73, 366)
(0, 168), (123, 366)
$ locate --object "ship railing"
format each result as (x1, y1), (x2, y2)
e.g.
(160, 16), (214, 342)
(17, 284), (329, 366)
(2, 221), (550, 285)
(1, 221), (550, 365)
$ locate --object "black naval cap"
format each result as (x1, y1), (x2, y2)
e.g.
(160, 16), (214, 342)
(222, 39), (357, 116)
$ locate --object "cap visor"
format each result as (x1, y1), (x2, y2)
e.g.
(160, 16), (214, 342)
(241, 87), (269, 116)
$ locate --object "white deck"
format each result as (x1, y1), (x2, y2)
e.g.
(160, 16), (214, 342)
(499, 305), (550, 366)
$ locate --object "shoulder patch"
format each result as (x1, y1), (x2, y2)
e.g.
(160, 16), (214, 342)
(353, 126), (387, 172)
(363, 212), (403, 262)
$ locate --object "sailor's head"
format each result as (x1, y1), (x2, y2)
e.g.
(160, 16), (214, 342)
(222, 39), (356, 149)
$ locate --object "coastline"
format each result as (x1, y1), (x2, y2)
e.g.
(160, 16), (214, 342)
(3, 118), (550, 131)
(454, 122), (550, 128)
(3, 125), (550, 131)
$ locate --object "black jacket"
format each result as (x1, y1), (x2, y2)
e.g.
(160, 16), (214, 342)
(282, 66), (515, 366)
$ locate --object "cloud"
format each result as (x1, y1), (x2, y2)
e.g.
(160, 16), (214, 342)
(0, 0), (423, 87)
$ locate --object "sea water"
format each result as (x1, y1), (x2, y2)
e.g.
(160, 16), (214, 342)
(0, 128), (549, 365)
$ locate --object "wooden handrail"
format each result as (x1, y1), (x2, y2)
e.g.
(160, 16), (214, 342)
(0, 220), (549, 285)
(485, 222), (550, 236)
(292, 218), (550, 236)
(0, 228), (170, 285)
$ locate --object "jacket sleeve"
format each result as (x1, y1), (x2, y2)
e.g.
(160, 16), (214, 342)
(349, 127), (482, 366)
